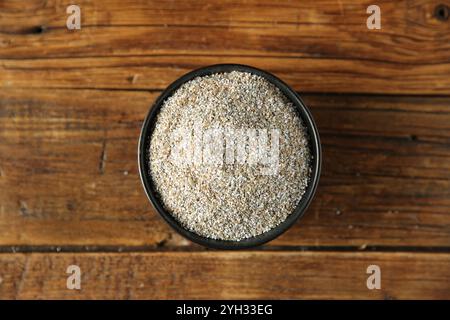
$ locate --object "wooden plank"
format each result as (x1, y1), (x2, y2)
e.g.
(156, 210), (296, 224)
(1, 0), (448, 62)
(2, 55), (450, 95)
(0, 89), (179, 247)
(0, 251), (449, 299)
(1, 0), (450, 94)
(1, 88), (449, 248)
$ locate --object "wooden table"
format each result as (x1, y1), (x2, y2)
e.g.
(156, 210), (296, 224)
(0, 0), (449, 299)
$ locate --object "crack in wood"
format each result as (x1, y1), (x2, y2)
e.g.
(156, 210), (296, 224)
(15, 255), (30, 298)
(99, 140), (107, 174)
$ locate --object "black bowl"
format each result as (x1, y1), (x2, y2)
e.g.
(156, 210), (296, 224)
(138, 64), (321, 249)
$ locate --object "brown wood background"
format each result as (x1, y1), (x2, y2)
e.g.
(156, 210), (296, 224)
(0, 0), (449, 299)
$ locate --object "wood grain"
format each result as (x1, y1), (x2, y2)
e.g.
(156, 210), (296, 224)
(0, 0), (450, 300)
(0, 251), (448, 299)
(1, 88), (449, 248)
(1, 0), (449, 94)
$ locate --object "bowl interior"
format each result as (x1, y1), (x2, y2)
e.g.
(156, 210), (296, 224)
(138, 64), (321, 249)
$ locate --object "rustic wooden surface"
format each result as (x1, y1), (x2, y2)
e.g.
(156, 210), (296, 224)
(0, 0), (450, 94)
(1, 252), (449, 299)
(0, 0), (449, 299)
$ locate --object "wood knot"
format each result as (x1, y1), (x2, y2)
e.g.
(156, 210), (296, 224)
(28, 25), (47, 34)
(434, 4), (449, 21)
